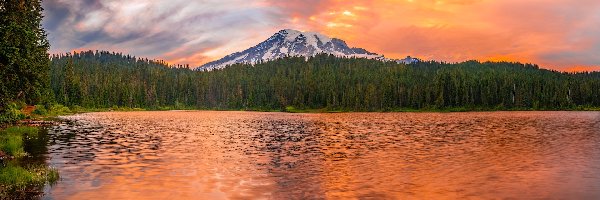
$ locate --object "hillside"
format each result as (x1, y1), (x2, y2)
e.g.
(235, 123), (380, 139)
(51, 51), (600, 111)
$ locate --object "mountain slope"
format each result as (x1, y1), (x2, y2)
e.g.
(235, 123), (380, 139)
(51, 51), (600, 110)
(198, 29), (417, 70)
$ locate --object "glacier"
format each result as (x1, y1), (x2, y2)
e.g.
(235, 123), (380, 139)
(198, 29), (418, 71)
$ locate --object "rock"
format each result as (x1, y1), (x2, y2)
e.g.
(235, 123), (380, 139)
(0, 150), (10, 161)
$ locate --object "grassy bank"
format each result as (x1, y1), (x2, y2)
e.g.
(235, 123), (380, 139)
(282, 105), (600, 113)
(3, 102), (599, 125)
(0, 103), (138, 125)
(0, 126), (59, 198)
(48, 104), (600, 114)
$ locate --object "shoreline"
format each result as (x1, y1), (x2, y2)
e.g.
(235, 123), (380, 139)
(54, 107), (600, 115)
(0, 126), (60, 198)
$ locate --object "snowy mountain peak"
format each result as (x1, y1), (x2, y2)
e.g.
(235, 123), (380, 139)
(278, 29), (333, 45)
(198, 29), (417, 70)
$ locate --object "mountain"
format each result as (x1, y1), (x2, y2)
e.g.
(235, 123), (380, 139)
(198, 29), (418, 70)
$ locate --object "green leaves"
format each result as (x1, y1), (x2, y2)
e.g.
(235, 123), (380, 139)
(0, 0), (50, 117)
(48, 52), (600, 111)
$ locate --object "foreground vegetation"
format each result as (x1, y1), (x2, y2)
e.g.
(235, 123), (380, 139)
(0, 0), (50, 121)
(49, 52), (600, 112)
(0, 126), (59, 198)
(0, 1), (61, 197)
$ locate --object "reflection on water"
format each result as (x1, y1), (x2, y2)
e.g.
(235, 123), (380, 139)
(39, 111), (600, 199)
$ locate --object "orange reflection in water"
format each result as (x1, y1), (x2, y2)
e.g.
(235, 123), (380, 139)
(43, 111), (600, 199)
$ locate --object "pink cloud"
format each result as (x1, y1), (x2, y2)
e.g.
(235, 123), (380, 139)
(43, 0), (600, 71)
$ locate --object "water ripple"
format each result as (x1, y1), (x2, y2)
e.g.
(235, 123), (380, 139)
(40, 111), (600, 199)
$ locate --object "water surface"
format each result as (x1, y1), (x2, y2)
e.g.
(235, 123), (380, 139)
(39, 111), (600, 199)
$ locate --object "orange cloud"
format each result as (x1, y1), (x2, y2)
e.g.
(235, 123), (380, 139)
(44, 0), (600, 71)
(564, 66), (600, 73)
(267, 0), (600, 71)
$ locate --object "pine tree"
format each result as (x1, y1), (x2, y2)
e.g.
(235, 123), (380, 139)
(47, 52), (600, 111)
(0, 0), (50, 111)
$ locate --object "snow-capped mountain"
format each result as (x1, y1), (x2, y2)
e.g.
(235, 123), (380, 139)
(198, 29), (418, 70)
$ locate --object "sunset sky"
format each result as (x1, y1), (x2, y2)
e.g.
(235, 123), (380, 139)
(42, 0), (600, 71)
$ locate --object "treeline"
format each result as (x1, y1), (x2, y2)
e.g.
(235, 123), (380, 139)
(50, 50), (196, 109)
(49, 51), (600, 111)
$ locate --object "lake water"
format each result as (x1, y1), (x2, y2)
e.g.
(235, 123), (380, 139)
(37, 111), (600, 199)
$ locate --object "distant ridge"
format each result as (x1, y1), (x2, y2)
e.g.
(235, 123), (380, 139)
(198, 29), (418, 70)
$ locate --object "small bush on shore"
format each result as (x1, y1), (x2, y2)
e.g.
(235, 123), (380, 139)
(0, 103), (26, 124)
(0, 135), (25, 158)
(0, 126), (59, 197)
(32, 105), (48, 116)
(48, 104), (71, 116)
(0, 164), (59, 196)
(0, 127), (38, 158)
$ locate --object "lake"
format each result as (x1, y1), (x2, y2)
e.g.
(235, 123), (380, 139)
(35, 111), (600, 199)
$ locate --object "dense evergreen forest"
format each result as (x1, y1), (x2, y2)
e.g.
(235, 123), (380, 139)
(50, 51), (600, 111)
(1, 1), (599, 116)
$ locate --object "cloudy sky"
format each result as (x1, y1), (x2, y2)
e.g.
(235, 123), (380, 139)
(43, 0), (600, 71)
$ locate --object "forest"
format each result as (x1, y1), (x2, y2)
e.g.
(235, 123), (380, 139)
(2, 0), (599, 198)
(49, 51), (600, 112)
(2, 0), (599, 116)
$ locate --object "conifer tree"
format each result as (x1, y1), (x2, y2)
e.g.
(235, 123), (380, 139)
(0, 0), (50, 110)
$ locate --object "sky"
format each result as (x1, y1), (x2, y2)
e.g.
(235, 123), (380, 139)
(42, 0), (600, 71)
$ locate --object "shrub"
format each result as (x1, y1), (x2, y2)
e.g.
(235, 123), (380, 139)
(0, 165), (36, 189)
(0, 103), (26, 124)
(0, 127), (38, 157)
(32, 105), (48, 115)
(1, 135), (25, 157)
(71, 105), (84, 112)
(0, 164), (60, 192)
(4, 126), (39, 138)
(48, 104), (71, 116)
